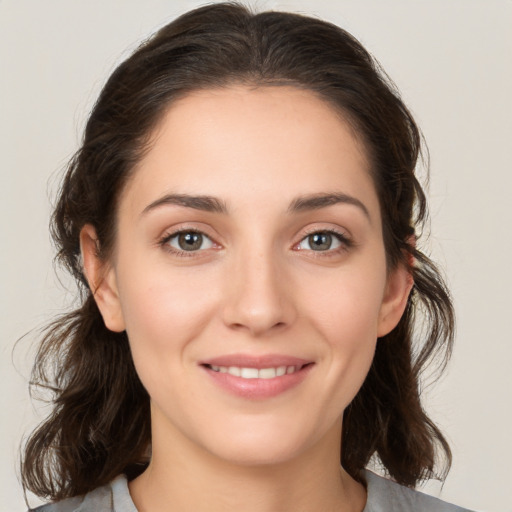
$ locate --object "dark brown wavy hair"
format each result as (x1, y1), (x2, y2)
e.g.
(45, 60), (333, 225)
(21, 2), (454, 501)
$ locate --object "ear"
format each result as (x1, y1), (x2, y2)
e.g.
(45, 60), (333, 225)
(80, 224), (126, 332)
(377, 262), (414, 337)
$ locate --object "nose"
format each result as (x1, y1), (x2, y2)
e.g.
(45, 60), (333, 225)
(221, 246), (296, 337)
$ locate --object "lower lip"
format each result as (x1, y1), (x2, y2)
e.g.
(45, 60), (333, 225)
(201, 364), (313, 399)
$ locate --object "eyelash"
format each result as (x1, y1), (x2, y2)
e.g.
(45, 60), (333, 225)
(158, 228), (217, 258)
(158, 228), (353, 258)
(295, 228), (353, 257)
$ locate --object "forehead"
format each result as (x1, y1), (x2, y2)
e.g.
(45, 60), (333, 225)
(121, 85), (379, 220)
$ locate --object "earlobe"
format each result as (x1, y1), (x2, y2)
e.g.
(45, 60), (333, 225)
(80, 224), (126, 332)
(377, 263), (414, 337)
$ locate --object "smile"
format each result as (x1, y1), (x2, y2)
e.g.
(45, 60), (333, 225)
(200, 356), (314, 399)
(207, 365), (301, 379)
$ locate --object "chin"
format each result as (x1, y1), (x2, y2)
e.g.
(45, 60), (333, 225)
(197, 415), (331, 468)
(208, 439), (305, 467)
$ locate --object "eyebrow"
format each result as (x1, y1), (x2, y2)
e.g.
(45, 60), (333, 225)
(141, 191), (370, 220)
(288, 192), (370, 219)
(141, 194), (228, 216)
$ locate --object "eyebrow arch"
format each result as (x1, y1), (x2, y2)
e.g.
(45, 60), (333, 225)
(141, 194), (228, 216)
(288, 192), (370, 219)
(141, 191), (368, 219)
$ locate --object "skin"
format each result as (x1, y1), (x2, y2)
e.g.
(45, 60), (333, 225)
(81, 86), (413, 512)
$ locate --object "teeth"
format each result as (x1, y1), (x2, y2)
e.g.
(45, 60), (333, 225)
(240, 367), (259, 379)
(209, 365), (299, 379)
(227, 366), (240, 377)
(259, 367), (277, 379)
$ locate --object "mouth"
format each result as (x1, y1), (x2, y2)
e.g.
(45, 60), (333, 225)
(203, 363), (309, 380)
(199, 355), (314, 399)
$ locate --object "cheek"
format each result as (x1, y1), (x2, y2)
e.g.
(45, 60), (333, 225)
(305, 262), (387, 341)
(115, 262), (219, 380)
(300, 262), (387, 403)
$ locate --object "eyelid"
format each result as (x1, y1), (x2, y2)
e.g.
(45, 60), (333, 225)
(157, 225), (222, 257)
(156, 223), (353, 258)
(168, 230), (214, 251)
(296, 224), (351, 242)
(157, 221), (221, 243)
(292, 226), (353, 253)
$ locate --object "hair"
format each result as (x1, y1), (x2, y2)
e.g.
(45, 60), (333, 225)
(21, 2), (454, 501)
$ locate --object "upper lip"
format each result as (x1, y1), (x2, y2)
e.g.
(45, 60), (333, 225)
(200, 354), (312, 369)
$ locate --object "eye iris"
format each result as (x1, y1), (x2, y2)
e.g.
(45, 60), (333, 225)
(309, 233), (332, 251)
(178, 232), (203, 251)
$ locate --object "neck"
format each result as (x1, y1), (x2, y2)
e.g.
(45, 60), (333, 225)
(129, 413), (366, 512)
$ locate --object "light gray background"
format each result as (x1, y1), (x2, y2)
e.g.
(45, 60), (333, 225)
(1, 1), (511, 511)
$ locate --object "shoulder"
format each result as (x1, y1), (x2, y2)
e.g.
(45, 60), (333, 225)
(29, 475), (136, 512)
(363, 470), (476, 512)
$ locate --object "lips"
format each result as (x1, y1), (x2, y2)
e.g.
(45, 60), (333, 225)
(208, 365), (299, 379)
(200, 354), (314, 399)
(201, 354), (311, 368)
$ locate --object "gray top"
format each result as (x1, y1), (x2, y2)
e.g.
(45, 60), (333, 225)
(31, 470), (475, 512)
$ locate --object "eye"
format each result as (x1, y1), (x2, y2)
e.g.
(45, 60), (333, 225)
(296, 231), (347, 252)
(166, 231), (214, 252)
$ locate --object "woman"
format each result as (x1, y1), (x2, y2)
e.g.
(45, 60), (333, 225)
(22, 3), (475, 511)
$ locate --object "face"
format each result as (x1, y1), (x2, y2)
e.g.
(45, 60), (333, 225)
(83, 86), (411, 467)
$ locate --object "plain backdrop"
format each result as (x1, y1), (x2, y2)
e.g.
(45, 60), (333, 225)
(1, 1), (511, 511)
